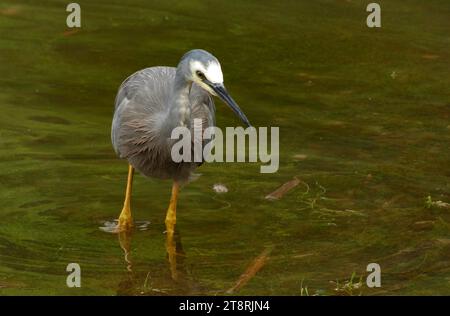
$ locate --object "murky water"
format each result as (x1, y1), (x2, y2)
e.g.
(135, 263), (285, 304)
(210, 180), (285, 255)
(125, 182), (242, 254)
(0, 0), (449, 295)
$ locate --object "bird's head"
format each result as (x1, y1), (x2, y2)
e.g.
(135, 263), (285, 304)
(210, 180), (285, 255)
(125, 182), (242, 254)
(179, 49), (251, 127)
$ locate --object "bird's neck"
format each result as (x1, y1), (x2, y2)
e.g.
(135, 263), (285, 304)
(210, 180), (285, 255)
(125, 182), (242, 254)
(166, 75), (192, 132)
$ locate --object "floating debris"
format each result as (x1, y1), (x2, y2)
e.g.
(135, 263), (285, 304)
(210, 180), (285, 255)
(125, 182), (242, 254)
(226, 247), (272, 294)
(435, 238), (450, 246)
(265, 177), (300, 200)
(0, 6), (21, 16)
(213, 183), (228, 194)
(292, 252), (315, 259)
(425, 196), (450, 209)
(293, 154), (308, 160)
(422, 54), (439, 60)
(413, 220), (435, 231)
(63, 29), (80, 36)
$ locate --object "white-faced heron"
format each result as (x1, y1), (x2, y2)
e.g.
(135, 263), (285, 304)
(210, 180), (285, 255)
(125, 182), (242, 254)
(111, 49), (250, 234)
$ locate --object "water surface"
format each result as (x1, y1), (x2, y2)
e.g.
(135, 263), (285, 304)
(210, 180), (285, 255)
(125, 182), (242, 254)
(0, 0), (449, 295)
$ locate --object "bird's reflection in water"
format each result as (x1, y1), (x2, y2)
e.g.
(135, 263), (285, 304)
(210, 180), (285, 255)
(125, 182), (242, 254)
(118, 230), (133, 273)
(115, 228), (203, 295)
(165, 230), (184, 281)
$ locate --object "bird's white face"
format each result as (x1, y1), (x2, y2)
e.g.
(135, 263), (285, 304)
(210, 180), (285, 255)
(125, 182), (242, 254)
(186, 53), (251, 127)
(189, 60), (223, 95)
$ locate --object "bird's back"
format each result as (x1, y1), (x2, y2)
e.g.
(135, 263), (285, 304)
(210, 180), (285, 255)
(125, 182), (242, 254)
(112, 67), (215, 181)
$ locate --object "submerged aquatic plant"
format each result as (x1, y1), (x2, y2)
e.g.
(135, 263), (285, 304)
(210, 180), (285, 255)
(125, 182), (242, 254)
(331, 272), (363, 296)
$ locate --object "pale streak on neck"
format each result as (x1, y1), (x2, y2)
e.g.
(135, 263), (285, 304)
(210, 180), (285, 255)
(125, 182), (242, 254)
(166, 72), (192, 133)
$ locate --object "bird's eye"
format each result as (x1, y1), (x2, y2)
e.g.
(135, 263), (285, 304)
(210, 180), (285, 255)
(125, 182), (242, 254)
(196, 71), (205, 80)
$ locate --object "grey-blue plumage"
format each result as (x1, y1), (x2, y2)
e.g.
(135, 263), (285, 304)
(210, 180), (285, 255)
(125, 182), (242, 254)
(110, 49), (250, 233)
(112, 66), (214, 182)
(111, 49), (249, 182)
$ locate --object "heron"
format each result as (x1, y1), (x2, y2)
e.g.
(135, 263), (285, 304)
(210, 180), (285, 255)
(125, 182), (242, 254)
(111, 49), (251, 234)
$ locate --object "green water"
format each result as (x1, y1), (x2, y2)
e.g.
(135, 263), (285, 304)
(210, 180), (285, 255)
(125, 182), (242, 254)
(0, 0), (449, 295)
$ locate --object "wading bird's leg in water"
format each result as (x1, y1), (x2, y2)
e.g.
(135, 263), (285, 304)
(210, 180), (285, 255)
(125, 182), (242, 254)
(117, 164), (134, 231)
(166, 229), (178, 280)
(165, 181), (179, 235)
(165, 181), (179, 280)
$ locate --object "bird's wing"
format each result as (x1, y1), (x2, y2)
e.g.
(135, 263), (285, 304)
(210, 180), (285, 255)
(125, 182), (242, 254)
(112, 67), (176, 160)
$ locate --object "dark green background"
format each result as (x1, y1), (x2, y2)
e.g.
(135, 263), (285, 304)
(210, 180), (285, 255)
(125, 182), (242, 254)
(0, 0), (449, 295)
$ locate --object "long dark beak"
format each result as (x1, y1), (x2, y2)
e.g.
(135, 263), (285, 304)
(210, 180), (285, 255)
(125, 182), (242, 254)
(208, 82), (251, 127)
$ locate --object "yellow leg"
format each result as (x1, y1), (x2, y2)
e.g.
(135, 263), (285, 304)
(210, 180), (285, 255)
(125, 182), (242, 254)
(166, 228), (178, 280)
(118, 164), (134, 231)
(165, 181), (180, 280)
(165, 181), (179, 235)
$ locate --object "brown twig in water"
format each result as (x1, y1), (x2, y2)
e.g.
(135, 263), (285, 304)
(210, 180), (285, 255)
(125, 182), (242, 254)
(226, 247), (272, 294)
(265, 177), (300, 200)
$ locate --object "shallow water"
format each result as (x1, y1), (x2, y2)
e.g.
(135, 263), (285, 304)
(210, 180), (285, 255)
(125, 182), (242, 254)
(0, 0), (449, 295)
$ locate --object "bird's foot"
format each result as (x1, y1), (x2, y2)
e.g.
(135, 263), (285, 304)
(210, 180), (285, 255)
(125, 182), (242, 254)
(117, 213), (134, 232)
(99, 213), (133, 234)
